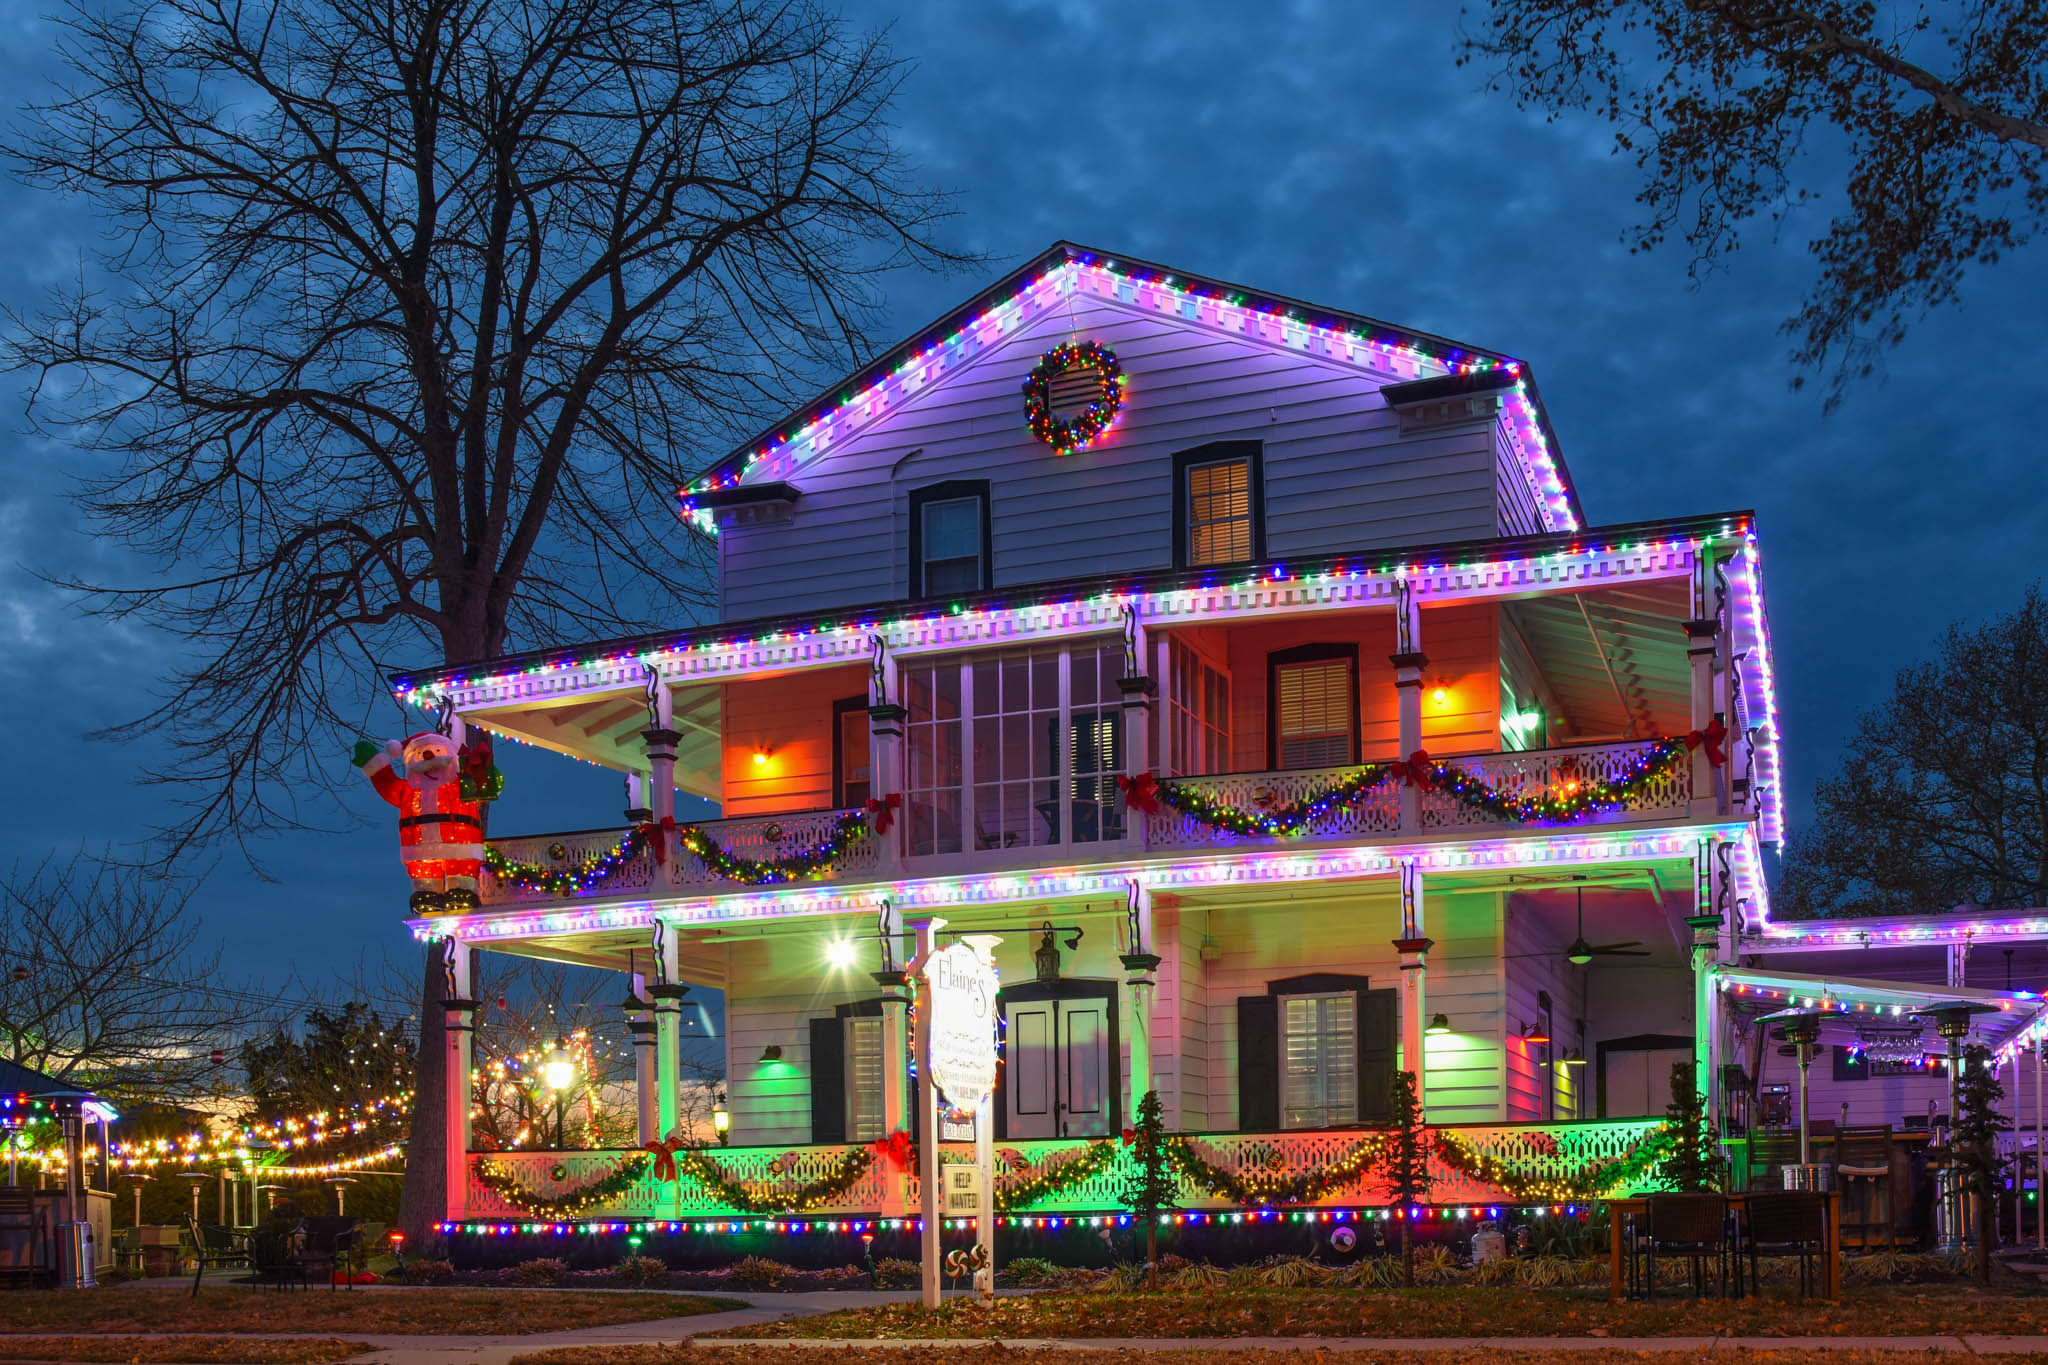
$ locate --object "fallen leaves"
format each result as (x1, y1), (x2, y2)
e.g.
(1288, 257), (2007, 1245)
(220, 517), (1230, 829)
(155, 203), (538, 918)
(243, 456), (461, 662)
(513, 1349), (2048, 1365)
(0, 1289), (743, 1337)
(0, 1336), (368, 1363)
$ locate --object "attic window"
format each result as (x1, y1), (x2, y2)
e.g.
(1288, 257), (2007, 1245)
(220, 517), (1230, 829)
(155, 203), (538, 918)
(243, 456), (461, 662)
(1046, 368), (1107, 423)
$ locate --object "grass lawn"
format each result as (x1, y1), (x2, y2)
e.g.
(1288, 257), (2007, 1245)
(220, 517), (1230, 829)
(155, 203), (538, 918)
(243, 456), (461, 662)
(516, 1351), (2048, 1365)
(0, 1337), (370, 1363)
(706, 1285), (2048, 1339)
(0, 1288), (744, 1336)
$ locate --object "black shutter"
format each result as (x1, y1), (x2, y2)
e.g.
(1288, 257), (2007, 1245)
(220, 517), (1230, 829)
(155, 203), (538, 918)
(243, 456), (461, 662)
(1237, 995), (1279, 1132)
(1357, 988), (1398, 1123)
(809, 1017), (846, 1144)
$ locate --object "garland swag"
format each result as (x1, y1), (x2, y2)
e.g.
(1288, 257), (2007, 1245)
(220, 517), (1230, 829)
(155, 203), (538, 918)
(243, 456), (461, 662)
(1432, 1127), (1672, 1202)
(484, 809), (880, 895)
(995, 1137), (1123, 1211)
(1121, 739), (1691, 835)
(670, 1147), (874, 1215)
(1164, 1134), (1390, 1206)
(476, 1153), (651, 1218)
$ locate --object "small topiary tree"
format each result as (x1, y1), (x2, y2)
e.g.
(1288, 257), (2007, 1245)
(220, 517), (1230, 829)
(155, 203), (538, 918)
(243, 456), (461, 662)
(1953, 1042), (2008, 1285)
(1383, 1069), (1433, 1287)
(1119, 1088), (1176, 1285)
(1655, 1060), (1723, 1192)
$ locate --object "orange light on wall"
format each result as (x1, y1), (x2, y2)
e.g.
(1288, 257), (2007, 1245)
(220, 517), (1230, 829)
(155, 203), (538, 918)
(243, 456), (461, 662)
(751, 746), (773, 768)
(1430, 685), (1450, 709)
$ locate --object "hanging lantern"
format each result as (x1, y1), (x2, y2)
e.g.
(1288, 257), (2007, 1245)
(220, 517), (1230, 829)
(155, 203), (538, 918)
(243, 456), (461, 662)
(1034, 922), (1061, 987)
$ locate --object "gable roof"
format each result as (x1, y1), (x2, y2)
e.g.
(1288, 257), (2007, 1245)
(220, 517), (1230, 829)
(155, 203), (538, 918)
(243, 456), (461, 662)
(677, 241), (1584, 534)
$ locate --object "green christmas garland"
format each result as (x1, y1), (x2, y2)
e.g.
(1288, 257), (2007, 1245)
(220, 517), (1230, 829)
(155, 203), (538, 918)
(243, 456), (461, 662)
(672, 1146), (874, 1214)
(994, 1138), (1123, 1212)
(1126, 738), (1691, 836)
(484, 813), (876, 894)
(475, 1153), (651, 1217)
(1164, 1134), (1390, 1206)
(1433, 1126), (1671, 1202)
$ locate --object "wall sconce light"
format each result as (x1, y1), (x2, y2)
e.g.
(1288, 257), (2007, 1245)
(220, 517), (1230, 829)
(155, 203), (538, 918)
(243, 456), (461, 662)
(712, 1091), (730, 1140)
(1430, 685), (1450, 709)
(1518, 1024), (1552, 1045)
(751, 746), (773, 768)
(1425, 1013), (1451, 1035)
(1559, 1048), (1586, 1068)
(1034, 922), (1062, 987)
(824, 938), (860, 970)
(759, 1044), (782, 1063)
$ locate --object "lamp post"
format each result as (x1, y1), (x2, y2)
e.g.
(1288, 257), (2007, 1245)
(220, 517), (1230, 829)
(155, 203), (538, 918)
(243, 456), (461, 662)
(325, 1176), (356, 1217)
(177, 1171), (208, 1223)
(126, 1174), (150, 1228)
(543, 1041), (576, 1149)
(711, 1091), (730, 1146)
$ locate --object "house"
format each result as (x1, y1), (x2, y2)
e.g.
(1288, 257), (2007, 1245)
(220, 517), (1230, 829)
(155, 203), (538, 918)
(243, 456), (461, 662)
(396, 242), (1807, 1244)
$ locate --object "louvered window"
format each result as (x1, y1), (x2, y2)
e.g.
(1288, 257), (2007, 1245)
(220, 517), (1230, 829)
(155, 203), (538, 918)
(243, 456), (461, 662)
(1186, 458), (1253, 566)
(1281, 994), (1357, 1129)
(1275, 657), (1354, 769)
(1047, 368), (1108, 423)
(846, 1016), (884, 1142)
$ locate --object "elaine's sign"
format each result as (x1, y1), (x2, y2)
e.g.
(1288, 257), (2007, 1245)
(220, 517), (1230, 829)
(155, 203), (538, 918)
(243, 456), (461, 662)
(924, 941), (999, 1112)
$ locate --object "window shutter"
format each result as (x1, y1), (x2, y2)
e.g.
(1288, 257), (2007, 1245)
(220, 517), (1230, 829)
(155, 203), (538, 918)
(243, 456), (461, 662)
(1237, 995), (1280, 1131)
(1356, 988), (1398, 1124)
(809, 1016), (846, 1144)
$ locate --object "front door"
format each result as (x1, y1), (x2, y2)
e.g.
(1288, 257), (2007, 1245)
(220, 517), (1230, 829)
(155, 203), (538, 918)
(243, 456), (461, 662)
(1000, 983), (1117, 1139)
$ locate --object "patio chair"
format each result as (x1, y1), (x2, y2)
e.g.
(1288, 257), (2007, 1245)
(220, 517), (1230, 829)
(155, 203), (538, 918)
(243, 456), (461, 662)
(1747, 1127), (1799, 1190)
(1743, 1190), (1827, 1298)
(1644, 1193), (1731, 1299)
(0, 1188), (50, 1289)
(250, 1219), (309, 1291)
(295, 1216), (362, 1289)
(1835, 1125), (1894, 1247)
(111, 1225), (142, 1273)
(183, 1214), (251, 1298)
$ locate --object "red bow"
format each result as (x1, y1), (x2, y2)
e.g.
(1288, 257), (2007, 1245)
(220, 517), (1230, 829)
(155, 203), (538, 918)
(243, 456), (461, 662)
(1121, 1127), (1137, 1146)
(864, 793), (901, 834)
(636, 815), (679, 865)
(1116, 772), (1162, 815)
(872, 1128), (915, 1172)
(1392, 749), (1435, 791)
(642, 1135), (687, 1183)
(1685, 718), (1729, 767)
(458, 734), (493, 781)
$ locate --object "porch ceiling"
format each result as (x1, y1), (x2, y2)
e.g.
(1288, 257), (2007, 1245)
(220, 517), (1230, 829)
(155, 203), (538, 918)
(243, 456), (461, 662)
(1506, 580), (1692, 742)
(466, 683), (722, 795)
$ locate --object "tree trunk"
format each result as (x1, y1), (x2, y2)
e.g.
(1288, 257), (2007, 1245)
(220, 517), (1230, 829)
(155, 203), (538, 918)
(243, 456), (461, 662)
(1146, 1221), (1157, 1288)
(397, 946), (447, 1250)
(1401, 1216), (1414, 1288)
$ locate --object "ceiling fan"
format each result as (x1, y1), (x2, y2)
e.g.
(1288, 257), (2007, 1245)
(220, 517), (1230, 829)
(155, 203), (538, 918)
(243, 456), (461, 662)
(1509, 885), (1650, 964)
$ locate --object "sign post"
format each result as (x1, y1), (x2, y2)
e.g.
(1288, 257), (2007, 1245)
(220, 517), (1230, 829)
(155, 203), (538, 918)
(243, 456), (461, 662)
(915, 925), (1000, 1311)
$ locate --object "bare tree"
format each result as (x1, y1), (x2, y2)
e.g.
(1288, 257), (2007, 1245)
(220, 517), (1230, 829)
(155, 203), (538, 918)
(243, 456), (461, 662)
(0, 852), (259, 1104)
(1778, 585), (2048, 917)
(6, 0), (957, 1240)
(1460, 1), (2048, 402)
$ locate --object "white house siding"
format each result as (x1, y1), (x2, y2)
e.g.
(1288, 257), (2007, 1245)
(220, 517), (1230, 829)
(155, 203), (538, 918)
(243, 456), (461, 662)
(1495, 415), (1548, 538)
(1170, 896), (1212, 1130)
(716, 293), (1504, 622)
(1502, 898), (1589, 1123)
(1190, 889), (1505, 1130)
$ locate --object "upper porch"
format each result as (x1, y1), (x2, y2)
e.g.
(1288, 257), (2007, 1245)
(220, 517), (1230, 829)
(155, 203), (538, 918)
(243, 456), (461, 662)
(394, 513), (1780, 918)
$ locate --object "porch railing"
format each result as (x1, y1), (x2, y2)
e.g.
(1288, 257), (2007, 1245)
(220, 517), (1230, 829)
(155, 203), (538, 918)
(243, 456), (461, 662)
(474, 738), (1693, 909)
(460, 1119), (1667, 1221)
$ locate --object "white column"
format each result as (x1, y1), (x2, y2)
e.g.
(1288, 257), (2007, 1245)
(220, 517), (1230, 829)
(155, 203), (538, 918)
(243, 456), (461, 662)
(628, 973), (658, 1147)
(2035, 1034), (2043, 1249)
(649, 925), (685, 1145)
(1393, 860), (1431, 1108)
(1117, 606), (1156, 854)
(867, 637), (905, 878)
(911, 917), (946, 1311)
(1391, 585), (1426, 834)
(1947, 941), (1971, 989)
(1122, 882), (1160, 1118)
(439, 937), (476, 1224)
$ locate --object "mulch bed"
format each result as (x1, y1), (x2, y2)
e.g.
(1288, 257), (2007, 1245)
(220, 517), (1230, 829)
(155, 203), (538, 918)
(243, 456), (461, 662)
(0, 1338), (369, 1363)
(514, 1349), (2048, 1365)
(0, 1289), (738, 1336)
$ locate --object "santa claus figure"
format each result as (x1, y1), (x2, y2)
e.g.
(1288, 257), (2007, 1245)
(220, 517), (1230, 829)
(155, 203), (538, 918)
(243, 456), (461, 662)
(351, 730), (502, 914)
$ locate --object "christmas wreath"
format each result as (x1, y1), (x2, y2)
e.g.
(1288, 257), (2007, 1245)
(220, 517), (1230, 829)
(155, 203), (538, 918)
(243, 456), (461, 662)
(475, 1153), (650, 1217)
(1023, 340), (1124, 453)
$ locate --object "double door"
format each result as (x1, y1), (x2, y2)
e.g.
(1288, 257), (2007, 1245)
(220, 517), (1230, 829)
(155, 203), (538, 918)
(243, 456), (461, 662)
(1000, 983), (1117, 1140)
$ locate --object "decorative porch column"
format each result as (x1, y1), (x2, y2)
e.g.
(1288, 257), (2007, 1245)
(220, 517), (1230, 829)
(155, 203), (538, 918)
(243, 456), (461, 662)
(624, 973), (658, 1146)
(866, 635), (905, 878)
(648, 923), (686, 1142)
(1393, 860), (1432, 1103)
(437, 936), (477, 1224)
(1121, 880), (1161, 1116)
(1117, 604), (1157, 852)
(872, 898), (910, 1135)
(1391, 581), (1426, 834)
(1689, 836), (1730, 1120)
(1685, 552), (1725, 818)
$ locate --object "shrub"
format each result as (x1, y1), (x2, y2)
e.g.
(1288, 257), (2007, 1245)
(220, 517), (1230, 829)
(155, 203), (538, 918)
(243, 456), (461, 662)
(616, 1255), (668, 1287)
(872, 1257), (920, 1289)
(729, 1255), (790, 1287)
(1256, 1256), (1330, 1288)
(999, 1255), (1060, 1287)
(1089, 1262), (1148, 1293)
(400, 1259), (455, 1284)
(1165, 1262), (1230, 1290)
(1412, 1245), (1463, 1286)
(514, 1257), (569, 1287)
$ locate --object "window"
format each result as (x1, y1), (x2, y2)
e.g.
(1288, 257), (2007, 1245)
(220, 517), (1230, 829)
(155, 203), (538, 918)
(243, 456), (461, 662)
(908, 480), (990, 597)
(845, 1016), (885, 1142)
(1281, 993), (1357, 1129)
(833, 697), (871, 810)
(1269, 645), (1357, 769)
(904, 644), (1130, 858)
(1173, 441), (1264, 568)
(1167, 639), (1231, 777)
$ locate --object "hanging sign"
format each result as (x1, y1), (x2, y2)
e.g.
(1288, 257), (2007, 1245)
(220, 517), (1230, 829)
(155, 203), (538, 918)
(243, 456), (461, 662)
(924, 941), (999, 1112)
(944, 1163), (980, 1216)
